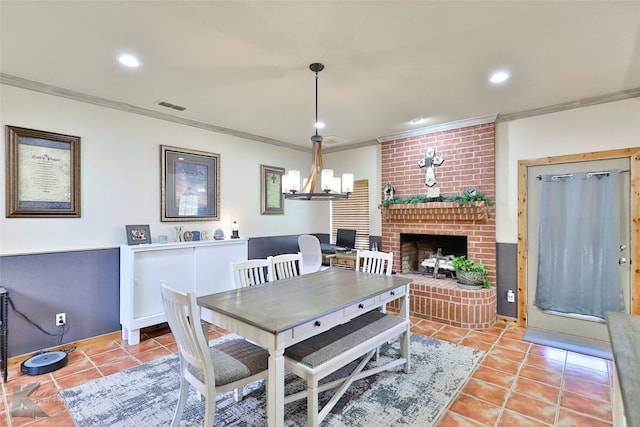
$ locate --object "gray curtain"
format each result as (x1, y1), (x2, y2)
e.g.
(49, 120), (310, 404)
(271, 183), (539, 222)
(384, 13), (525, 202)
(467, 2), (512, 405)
(534, 169), (625, 319)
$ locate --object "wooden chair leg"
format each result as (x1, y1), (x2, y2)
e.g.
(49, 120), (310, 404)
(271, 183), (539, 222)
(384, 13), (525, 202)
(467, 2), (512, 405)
(401, 330), (410, 373)
(203, 397), (216, 427)
(233, 386), (244, 402)
(171, 376), (189, 427)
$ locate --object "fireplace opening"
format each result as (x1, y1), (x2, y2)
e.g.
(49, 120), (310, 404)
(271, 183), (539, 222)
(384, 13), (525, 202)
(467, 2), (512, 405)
(400, 234), (467, 274)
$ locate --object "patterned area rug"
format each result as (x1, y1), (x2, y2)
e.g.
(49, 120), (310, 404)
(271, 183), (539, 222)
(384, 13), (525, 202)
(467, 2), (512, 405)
(62, 333), (483, 426)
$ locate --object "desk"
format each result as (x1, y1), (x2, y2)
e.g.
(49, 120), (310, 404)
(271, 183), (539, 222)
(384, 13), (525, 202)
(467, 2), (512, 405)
(198, 268), (411, 427)
(323, 251), (358, 269)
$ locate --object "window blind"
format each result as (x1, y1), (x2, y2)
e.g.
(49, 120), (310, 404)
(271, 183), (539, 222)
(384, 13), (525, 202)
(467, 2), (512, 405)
(331, 180), (369, 250)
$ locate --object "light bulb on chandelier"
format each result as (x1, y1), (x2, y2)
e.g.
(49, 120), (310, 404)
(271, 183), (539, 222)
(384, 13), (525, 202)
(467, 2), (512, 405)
(283, 63), (353, 200)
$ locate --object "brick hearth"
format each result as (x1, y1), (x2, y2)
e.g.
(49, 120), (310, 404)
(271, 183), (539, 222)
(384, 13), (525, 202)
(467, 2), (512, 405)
(389, 275), (497, 328)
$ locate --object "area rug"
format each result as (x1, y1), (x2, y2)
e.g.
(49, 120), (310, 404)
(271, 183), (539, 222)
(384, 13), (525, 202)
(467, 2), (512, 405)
(61, 333), (483, 426)
(523, 328), (612, 360)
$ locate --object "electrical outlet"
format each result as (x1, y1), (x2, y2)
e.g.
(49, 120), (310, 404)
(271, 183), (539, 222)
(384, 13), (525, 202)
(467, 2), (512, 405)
(56, 312), (66, 326)
(507, 290), (515, 303)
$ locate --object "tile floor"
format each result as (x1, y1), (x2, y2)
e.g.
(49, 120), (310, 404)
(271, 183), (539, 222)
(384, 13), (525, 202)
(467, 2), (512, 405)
(0, 319), (614, 426)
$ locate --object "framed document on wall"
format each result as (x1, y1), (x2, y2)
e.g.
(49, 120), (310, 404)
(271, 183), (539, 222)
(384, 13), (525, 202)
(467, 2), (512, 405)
(260, 164), (284, 214)
(161, 145), (220, 222)
(5, 126), (81, 218)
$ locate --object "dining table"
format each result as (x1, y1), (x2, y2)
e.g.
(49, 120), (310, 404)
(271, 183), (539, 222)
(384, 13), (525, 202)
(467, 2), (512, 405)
(197, 268), (412, 427)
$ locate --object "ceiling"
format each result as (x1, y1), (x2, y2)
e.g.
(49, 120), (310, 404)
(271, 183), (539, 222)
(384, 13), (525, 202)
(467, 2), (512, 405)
(1, 1), (639, 151)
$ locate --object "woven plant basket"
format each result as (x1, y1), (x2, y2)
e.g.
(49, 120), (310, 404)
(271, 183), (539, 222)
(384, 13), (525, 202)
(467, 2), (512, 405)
(455, 270), (484, 286)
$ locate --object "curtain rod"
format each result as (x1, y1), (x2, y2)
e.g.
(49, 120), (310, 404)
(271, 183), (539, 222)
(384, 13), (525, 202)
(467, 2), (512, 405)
(536, 169), (630, 180)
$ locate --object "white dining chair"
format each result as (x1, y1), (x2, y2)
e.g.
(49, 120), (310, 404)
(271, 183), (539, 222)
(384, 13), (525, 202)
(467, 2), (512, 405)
(160, 283), (269, 426)
(298, 235), (324, 274)
(231, 259), (272, 288)
(269, 253), (302, 281)
(356, 250), (393, 276)
(356, 250), (394, 321)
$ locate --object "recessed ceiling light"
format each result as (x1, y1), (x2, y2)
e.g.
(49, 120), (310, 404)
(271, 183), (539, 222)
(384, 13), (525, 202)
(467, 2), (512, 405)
(118, 53), (141, 68)
(489, 70), (510, 84)
(408, 117), (430, 126)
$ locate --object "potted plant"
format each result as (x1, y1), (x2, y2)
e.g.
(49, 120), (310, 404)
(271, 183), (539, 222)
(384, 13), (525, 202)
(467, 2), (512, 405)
(451, 256), (491, 289)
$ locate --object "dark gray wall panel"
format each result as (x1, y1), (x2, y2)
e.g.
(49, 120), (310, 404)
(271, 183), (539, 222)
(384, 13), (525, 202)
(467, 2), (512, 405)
(247, 234), (383, 259)
(0, 249), (120, 358)
(248, 233), (329, 259)
(496, 243), (518, 318)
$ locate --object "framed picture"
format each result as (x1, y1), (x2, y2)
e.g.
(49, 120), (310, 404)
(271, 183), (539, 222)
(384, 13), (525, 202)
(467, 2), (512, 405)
(5, 125), (81, 218)
(125, 224), (151, 245)
(161, 145), (220, 222)
(260, 165), (284, 215)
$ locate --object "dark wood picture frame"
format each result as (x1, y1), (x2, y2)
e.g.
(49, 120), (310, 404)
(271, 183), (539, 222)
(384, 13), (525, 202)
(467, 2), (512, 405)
(260, 165), (284, 215)
(161, 145), (220, 222)
(125, 224), (151, 245)
(5, 125), (81, 218)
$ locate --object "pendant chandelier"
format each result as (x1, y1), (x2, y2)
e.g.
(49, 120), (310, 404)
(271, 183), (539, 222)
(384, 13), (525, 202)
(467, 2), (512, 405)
(282, 63), (353, 200)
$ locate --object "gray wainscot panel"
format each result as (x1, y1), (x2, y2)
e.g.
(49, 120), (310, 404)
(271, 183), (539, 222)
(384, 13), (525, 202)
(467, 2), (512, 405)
(0, 249), (120, 358)
(496, 243), (518, 318)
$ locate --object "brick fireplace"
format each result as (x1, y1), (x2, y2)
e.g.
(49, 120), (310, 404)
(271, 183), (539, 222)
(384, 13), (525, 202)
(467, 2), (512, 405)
(382, 122), (497, 328)
(400, 233), (466, 273)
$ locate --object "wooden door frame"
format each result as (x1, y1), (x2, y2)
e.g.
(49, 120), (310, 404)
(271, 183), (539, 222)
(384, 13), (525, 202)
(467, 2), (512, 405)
(517, 147), (640, 327)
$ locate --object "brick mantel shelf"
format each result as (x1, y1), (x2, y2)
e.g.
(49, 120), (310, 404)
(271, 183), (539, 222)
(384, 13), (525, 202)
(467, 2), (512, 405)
(381, 201), (489, 222)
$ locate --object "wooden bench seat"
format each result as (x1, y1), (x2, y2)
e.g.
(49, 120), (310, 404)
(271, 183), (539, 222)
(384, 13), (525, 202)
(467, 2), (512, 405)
(284, 310), (410, 426)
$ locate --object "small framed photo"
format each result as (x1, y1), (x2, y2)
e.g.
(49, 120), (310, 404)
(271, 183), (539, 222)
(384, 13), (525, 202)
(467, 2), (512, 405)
(260, 165), (284, 215)
(5, 125), (81, 218)
(161, 145), (220, 222)
(125, 224), (151, 245)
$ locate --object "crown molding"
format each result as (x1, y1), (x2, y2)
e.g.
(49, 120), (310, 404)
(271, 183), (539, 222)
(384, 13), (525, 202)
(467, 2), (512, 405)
(0, 73), (311, 153)
(323, 139), (379, 154)
(376, 87), (640, 143)
(497, 87), (640, 122)
(377, 114), (498, 143)
(4, 73), (637, 154)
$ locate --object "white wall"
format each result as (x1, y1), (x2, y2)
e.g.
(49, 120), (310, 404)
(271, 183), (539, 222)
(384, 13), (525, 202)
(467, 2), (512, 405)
(0, 85), (329, 255)
(495, 98), (640, 243)
(325, 144), (382, 235)
(3, 85), (637, 254)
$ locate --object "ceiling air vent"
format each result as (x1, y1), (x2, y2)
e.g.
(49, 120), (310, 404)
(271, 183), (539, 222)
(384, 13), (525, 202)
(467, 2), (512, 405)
(156, 101), (187, 111)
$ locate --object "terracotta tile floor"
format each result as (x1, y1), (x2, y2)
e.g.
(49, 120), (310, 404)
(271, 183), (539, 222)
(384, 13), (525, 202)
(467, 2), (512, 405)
(0, 320), (614, 426)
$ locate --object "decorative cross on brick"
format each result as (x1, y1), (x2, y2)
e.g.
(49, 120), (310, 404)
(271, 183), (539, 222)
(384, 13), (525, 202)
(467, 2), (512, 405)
(418, 148), (444, 187)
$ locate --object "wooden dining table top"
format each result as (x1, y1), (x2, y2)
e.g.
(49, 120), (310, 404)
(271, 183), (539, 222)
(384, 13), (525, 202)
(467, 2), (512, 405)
(197, 268), (411, 334)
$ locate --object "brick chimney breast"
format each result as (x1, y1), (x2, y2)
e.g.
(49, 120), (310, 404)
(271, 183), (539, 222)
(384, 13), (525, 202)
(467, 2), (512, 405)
(380, 123), (496, 284)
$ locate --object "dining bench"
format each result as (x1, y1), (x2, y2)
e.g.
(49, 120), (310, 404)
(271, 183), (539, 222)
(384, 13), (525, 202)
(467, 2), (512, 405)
(283, 310), (410, 426)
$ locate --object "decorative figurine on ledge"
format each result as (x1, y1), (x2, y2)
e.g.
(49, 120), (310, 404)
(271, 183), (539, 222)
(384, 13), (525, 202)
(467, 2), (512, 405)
(383, 182), (395, 201)
(231, 221), (240, 239)
(213, 229), (225, 240)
